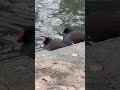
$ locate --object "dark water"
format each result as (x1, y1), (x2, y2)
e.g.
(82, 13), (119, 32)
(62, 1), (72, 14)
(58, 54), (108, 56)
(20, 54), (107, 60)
(0, 0), (34, 56)
(86, 1), (120, 45)
(35, 0), (85, 49)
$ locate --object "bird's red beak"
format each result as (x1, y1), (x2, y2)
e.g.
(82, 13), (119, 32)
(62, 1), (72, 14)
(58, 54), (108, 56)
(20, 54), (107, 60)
(16, 31), (24, 43)
(42, 39), (45, 44)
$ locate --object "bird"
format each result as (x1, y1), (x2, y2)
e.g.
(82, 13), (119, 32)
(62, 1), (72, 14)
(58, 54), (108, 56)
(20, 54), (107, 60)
(60, 28), (85, 46)
(42, 37), (67, 51)
(16, 26), (35, 59)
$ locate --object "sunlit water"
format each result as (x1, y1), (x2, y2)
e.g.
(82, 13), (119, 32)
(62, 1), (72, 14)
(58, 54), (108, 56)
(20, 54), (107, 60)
(0, 0), (85, 53)
(35, 0), (85, 50)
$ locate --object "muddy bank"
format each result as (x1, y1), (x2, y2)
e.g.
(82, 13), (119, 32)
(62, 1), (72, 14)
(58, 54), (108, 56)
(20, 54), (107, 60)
(35, 42), (85, 90)
(35, 60), (85, 90)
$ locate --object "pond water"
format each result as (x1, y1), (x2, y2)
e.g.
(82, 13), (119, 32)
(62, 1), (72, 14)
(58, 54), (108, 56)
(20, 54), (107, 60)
(0, 0), (85, 54)
(0, 0), (34, 55)
(35, 0), (85, 50)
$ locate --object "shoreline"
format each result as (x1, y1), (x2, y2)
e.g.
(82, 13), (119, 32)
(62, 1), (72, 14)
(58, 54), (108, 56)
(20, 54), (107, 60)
(35, 42), (85, 90)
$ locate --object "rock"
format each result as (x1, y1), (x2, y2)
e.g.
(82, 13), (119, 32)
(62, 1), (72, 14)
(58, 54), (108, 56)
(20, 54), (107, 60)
(86, 36), (120, 90)
(35, 42), (85, 90)
(0, 56), (34, 90)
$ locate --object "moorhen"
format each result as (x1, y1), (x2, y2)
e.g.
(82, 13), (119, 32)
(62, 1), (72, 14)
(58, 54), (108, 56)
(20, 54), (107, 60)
(60, 28), (85, 46)
(42, 37), (67, 51)
(16, 26), (35, 59)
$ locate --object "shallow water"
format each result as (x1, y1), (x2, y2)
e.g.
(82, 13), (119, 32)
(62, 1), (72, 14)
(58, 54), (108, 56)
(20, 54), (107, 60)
(35, 0), (85, 49)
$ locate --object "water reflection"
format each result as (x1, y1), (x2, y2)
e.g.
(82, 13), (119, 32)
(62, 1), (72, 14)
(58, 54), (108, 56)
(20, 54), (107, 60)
(35, 0), (85, 49)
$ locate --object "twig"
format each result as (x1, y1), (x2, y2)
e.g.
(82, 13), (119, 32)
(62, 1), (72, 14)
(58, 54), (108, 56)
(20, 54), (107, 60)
(35, 59), (42, 67)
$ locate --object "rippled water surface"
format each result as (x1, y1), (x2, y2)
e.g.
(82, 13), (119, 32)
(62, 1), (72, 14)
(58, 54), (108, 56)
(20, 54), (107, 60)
(0, 0), (85, 53)
(0, 0), (34, 55)
(35, 0), (85, 49)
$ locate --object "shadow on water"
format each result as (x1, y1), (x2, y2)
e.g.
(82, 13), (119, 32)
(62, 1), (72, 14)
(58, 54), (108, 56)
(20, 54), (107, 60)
(86, 1), (120, 46)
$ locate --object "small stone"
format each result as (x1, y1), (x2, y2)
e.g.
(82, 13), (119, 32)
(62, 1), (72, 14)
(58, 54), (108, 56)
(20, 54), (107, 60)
(72, 53), (78, 57)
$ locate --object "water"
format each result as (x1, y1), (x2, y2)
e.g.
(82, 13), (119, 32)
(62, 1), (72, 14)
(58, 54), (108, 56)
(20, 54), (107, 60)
(0, 0), (85, 53)
(0, 0), (34, 55)
(35, 0), (85, 50)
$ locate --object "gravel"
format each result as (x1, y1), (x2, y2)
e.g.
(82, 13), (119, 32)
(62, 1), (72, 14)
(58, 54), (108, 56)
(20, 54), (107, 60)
(36, 42), (85, 71)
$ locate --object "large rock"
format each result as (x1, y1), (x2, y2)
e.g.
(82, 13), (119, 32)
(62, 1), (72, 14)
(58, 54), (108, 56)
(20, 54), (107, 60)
(86, 37), (120, 90)
(0, 56), (34, 90)
(35, 42), (85, 90)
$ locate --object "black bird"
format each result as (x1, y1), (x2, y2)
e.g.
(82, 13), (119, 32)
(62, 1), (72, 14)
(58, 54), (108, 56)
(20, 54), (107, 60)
(16, 26), (35, 59)
(42, 37), (67, 51)
(60, 28), (85, 46)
